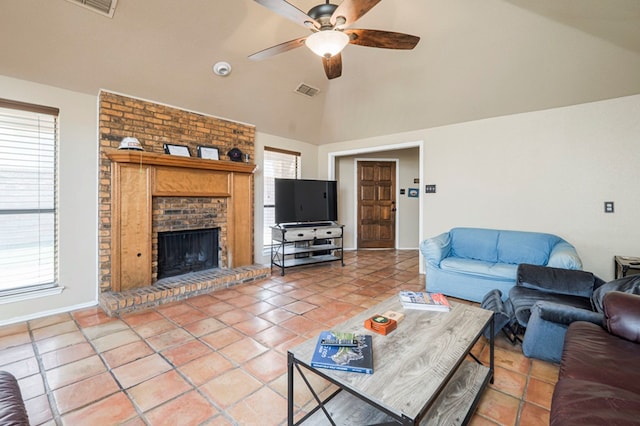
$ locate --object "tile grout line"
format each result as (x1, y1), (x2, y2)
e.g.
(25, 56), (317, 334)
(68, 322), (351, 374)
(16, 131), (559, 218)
(71, 314), (147, 425)
(27, 321), (63, 426)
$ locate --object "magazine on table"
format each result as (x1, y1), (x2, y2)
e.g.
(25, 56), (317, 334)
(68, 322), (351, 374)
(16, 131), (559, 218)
(399, 291), (451, 311)
(310, 331), (373, 374)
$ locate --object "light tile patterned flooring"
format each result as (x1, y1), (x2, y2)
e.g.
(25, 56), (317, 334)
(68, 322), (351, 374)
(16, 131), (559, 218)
(0, 250), (558, 425)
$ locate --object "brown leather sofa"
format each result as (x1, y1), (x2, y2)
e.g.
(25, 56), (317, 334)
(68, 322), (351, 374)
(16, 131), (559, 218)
(550, 291), (640, 425)
(0, 371), (29, 425)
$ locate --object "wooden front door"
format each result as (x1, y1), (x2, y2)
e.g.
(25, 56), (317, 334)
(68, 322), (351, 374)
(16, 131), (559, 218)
(357, 161), (396, 248)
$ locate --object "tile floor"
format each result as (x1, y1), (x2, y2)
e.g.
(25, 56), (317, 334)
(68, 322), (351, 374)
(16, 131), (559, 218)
(0, 250), (558, 425)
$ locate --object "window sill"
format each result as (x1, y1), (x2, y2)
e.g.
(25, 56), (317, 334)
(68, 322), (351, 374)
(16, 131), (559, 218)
(0, 286), (65, 305)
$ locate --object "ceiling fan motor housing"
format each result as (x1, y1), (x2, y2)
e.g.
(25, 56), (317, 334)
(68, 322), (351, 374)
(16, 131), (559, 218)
(308, 3), (339, 28)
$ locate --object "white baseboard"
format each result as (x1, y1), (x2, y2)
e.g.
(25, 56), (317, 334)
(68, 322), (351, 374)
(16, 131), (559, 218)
(0, 300), (98, 327)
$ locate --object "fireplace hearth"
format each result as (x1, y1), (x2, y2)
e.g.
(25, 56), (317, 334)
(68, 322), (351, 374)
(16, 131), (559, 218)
(157, 228), (219, 279)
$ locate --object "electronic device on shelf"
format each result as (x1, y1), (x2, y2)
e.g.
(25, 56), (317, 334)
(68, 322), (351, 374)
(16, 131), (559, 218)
(274, 178), (338, 224)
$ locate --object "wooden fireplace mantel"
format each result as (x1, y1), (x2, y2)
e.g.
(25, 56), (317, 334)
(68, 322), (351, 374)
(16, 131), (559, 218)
(106, 149), (256, 292)
(106, 150), (256, 174)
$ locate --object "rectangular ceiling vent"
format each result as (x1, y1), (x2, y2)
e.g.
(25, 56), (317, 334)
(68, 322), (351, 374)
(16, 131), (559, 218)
(294, 83), (320, 98)
(65, 0), (118, 18)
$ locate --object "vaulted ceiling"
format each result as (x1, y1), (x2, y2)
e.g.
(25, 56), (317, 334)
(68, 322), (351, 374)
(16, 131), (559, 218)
(2, 0), (640, 144)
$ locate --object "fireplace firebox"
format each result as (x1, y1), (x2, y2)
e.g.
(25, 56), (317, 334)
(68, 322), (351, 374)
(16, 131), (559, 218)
(157, 228), (219, 279)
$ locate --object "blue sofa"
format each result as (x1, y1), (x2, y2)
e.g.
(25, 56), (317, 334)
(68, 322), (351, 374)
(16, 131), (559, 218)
(420, 227), (582, 303)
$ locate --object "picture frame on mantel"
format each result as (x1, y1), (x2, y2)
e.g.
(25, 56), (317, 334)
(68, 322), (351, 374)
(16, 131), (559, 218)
(163, 143), (191, 157)
(197, 145), (219, 160)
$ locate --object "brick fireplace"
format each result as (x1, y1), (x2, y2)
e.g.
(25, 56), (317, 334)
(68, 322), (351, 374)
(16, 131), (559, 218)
(97, 92), (269, 316)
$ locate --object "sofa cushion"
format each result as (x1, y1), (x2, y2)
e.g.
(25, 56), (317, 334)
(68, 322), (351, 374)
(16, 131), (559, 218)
(516, 263), (596, 298)
(440, 257), (517, 280)
(560, 321), (640, 395)
(603, 291), (640, 343)
(497, 231), (560, 265)
(449, 228), (499, 262)
(591, 275), (640, 313)
(551, 379), (640, 426)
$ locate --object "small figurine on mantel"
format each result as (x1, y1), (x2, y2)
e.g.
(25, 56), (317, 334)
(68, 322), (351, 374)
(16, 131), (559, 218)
(227, 147), (243, 162)
(118, 137), (144, 151)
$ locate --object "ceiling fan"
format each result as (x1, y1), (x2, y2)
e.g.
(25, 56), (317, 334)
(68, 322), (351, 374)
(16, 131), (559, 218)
(249, 0), (420, 79)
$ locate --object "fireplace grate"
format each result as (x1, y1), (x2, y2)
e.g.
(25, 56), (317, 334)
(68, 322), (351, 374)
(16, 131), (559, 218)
(157, 228), (219, 279)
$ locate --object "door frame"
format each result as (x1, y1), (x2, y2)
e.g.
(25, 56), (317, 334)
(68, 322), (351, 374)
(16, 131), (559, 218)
(327, 140), (425, 273)
(354, 158), (399, 249)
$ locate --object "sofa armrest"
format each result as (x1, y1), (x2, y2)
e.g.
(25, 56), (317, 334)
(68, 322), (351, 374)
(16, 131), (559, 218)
(0, 371), (29, 426)
(521, 301), (600, 363)
(420, 232), (451, 266)
(546, 241), (582, 270)
(603, 291), (640, 343)
(532, 301), (604, 327)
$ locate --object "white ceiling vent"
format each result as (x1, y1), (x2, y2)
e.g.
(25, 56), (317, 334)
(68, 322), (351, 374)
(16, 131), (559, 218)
(65, 0), (118, 18)
(294, 83), (320, 98)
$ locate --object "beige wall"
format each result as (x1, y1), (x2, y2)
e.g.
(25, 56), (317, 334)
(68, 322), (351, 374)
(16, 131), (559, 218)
(253, 132), (319, 264)
(0, 76), (98, 324)
(319, 94), (640, 280)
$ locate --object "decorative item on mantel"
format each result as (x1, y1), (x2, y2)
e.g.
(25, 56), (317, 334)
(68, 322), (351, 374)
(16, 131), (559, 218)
(227, 147), (243, 162)
(164, 143), (191, 157)
(197, 145), (219, 160)
(118, 137), (144, 151)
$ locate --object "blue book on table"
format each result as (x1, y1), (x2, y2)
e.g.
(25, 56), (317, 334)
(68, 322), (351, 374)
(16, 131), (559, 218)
(310, 331), (373, 374)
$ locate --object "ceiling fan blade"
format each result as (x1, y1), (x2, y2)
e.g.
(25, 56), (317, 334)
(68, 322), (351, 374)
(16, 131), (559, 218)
(331, 0), (381, 28)
(323, 54), (343, 79)
(345, 29), (420, 49)
(248, 36), (308, 61)
(254, 0), (319, 29)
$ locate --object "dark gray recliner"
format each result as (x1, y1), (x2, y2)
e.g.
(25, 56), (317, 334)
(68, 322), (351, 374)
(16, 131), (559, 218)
(508, 264), (640, 363)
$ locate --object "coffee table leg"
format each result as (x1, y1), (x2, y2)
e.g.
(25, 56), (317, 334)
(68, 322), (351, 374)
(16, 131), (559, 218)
(288, 352), (294, 426)
(490, 314), (495, 384)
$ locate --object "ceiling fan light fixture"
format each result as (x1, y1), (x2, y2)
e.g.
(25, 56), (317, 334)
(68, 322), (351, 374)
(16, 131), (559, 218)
(305, 30), (349, 58)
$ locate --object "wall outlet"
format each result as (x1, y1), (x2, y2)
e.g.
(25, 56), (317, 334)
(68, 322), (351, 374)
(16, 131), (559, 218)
(425, 185), (436, 193)
(604, 201), (614, 213)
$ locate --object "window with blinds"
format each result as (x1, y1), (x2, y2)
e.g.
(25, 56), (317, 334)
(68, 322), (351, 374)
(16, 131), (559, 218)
(0, 99), (58, 295)
(263, 147), (300, 249)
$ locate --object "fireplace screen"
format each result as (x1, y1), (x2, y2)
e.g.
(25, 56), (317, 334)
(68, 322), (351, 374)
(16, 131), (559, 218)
(157, 228), (219, 279)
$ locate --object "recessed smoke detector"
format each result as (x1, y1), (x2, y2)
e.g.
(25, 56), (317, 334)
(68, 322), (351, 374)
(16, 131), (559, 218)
(65, 0), (118, 18)
(294, 83), (320, 98)
(213, 62), (232, 77)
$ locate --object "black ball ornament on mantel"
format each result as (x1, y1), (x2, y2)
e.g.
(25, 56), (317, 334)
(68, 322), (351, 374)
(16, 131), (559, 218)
(227, 147), (243, 162)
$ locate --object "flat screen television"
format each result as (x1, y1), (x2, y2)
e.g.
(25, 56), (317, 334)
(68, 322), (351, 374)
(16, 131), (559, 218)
(275, 178), (338, 224)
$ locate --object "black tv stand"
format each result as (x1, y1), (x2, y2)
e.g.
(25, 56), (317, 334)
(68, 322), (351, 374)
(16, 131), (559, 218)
(271, 222), (344, 276)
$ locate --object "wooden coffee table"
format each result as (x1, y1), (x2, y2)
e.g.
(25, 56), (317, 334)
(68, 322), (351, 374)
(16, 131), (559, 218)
(287, 295), (494, 425)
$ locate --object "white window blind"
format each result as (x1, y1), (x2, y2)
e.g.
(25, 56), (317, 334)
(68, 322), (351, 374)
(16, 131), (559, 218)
(0, 99), (58, 294)
(263, 147), (300, 248)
